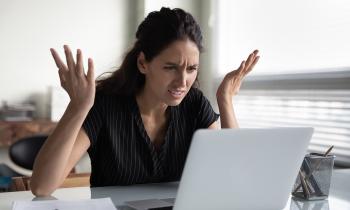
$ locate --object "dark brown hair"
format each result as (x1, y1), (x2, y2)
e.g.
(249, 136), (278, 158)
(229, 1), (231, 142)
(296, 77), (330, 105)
(96, 7), (203, 95)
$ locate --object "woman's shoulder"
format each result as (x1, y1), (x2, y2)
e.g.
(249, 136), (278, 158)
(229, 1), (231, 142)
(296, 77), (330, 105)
(94, 90), (134, 110)
(95, 90), (130, 101)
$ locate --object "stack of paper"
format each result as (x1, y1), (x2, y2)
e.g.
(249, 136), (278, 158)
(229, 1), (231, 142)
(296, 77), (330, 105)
(12, 197), (117, 210)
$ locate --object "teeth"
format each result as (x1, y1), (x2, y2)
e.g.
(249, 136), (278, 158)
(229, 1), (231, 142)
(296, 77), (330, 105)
(169, 90), (184, 96)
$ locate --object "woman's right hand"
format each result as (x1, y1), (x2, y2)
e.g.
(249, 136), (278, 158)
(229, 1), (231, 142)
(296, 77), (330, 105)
(50, 45), (95, 112)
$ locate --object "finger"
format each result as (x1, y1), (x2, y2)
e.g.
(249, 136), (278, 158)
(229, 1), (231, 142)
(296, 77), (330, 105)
(226, 60), (245, 80)
(64, 45), (76, 75)
(76, 49), (84, 76)
(244, 50), (258, 70)
(58, 68), (67, 89)
(237, 60), (246, 76)
(245, 52), (255, 67)
(245, 56), (260, 75)
(50, 48), (67, 70)
(243, 50), (259, 74)
(87, 58), (95, 84)
(238, 60), (246, 70)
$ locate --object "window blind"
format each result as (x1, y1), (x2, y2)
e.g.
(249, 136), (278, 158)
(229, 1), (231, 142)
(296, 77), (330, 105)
(233, 83), (350, 167)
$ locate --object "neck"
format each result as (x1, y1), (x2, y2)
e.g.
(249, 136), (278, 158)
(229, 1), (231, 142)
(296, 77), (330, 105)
(136, 87), (168, 119)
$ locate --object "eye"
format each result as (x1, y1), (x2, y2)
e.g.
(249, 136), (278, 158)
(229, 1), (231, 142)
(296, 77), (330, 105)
(187, 66), (198, 72)
(164, 66), (177, 70)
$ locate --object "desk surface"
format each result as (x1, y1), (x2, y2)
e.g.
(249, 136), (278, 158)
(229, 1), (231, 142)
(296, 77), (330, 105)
(1, 169), (349, 210)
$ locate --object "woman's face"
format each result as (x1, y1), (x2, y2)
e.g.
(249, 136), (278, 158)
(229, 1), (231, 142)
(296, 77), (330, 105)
(138, 39), (199, 106)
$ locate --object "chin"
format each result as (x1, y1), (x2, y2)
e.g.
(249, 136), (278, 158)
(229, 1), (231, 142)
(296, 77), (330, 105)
(166, 97), (185, 106)
(167, 101), (181, 106)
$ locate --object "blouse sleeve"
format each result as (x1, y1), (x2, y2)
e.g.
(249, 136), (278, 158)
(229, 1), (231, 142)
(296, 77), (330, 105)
(193, 88), (220, 129)
(82, 91), (104, 148)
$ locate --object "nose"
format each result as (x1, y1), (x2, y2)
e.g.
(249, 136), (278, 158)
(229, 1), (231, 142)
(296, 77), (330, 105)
(175, 69), (187, 87)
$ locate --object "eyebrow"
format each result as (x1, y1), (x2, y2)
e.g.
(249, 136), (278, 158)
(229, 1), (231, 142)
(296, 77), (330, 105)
(164, 62), (199, 68)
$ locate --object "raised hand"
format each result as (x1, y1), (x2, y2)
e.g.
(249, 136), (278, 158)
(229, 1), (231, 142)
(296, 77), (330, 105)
(216, 50), (260, 101)
(50, 45), (95, 112)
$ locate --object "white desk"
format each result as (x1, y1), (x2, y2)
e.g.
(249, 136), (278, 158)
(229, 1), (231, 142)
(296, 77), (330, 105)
(1, 169), (349, 210)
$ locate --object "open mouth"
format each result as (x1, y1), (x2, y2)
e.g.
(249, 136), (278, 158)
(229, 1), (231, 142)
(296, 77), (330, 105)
(168, 89), (185, 97)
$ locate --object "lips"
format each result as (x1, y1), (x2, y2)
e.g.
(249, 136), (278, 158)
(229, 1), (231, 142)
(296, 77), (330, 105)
(168, 89), (186, 97)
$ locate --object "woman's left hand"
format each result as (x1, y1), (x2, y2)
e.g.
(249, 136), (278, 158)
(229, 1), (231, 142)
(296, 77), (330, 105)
(216, 50), (260, 101)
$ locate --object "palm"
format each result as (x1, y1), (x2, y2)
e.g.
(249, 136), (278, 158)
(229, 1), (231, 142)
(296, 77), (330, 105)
(217, 50), (260, 99)
(50, 45), (95, 111)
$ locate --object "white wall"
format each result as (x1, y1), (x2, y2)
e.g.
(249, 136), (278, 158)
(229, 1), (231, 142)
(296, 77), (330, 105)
(0, 0), (218, 119)
(0, 0), (129, 118)
(145, 0), (201, 18)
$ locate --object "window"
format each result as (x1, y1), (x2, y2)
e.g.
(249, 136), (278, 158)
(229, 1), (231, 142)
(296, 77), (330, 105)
(217, 0), (350, 75)
(216, 0), (350, 166)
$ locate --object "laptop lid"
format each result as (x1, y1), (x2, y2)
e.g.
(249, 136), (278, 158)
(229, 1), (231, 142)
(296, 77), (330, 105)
(174, 127), (314, 210)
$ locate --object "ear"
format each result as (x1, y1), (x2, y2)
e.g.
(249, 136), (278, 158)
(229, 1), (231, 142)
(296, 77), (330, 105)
(137, 52), (148, 74)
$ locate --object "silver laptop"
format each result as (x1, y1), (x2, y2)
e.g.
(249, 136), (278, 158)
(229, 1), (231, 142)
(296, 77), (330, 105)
(126, 127), (314, 210)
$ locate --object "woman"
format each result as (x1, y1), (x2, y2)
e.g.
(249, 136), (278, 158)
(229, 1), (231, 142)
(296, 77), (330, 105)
(30, 7), (259, 196)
